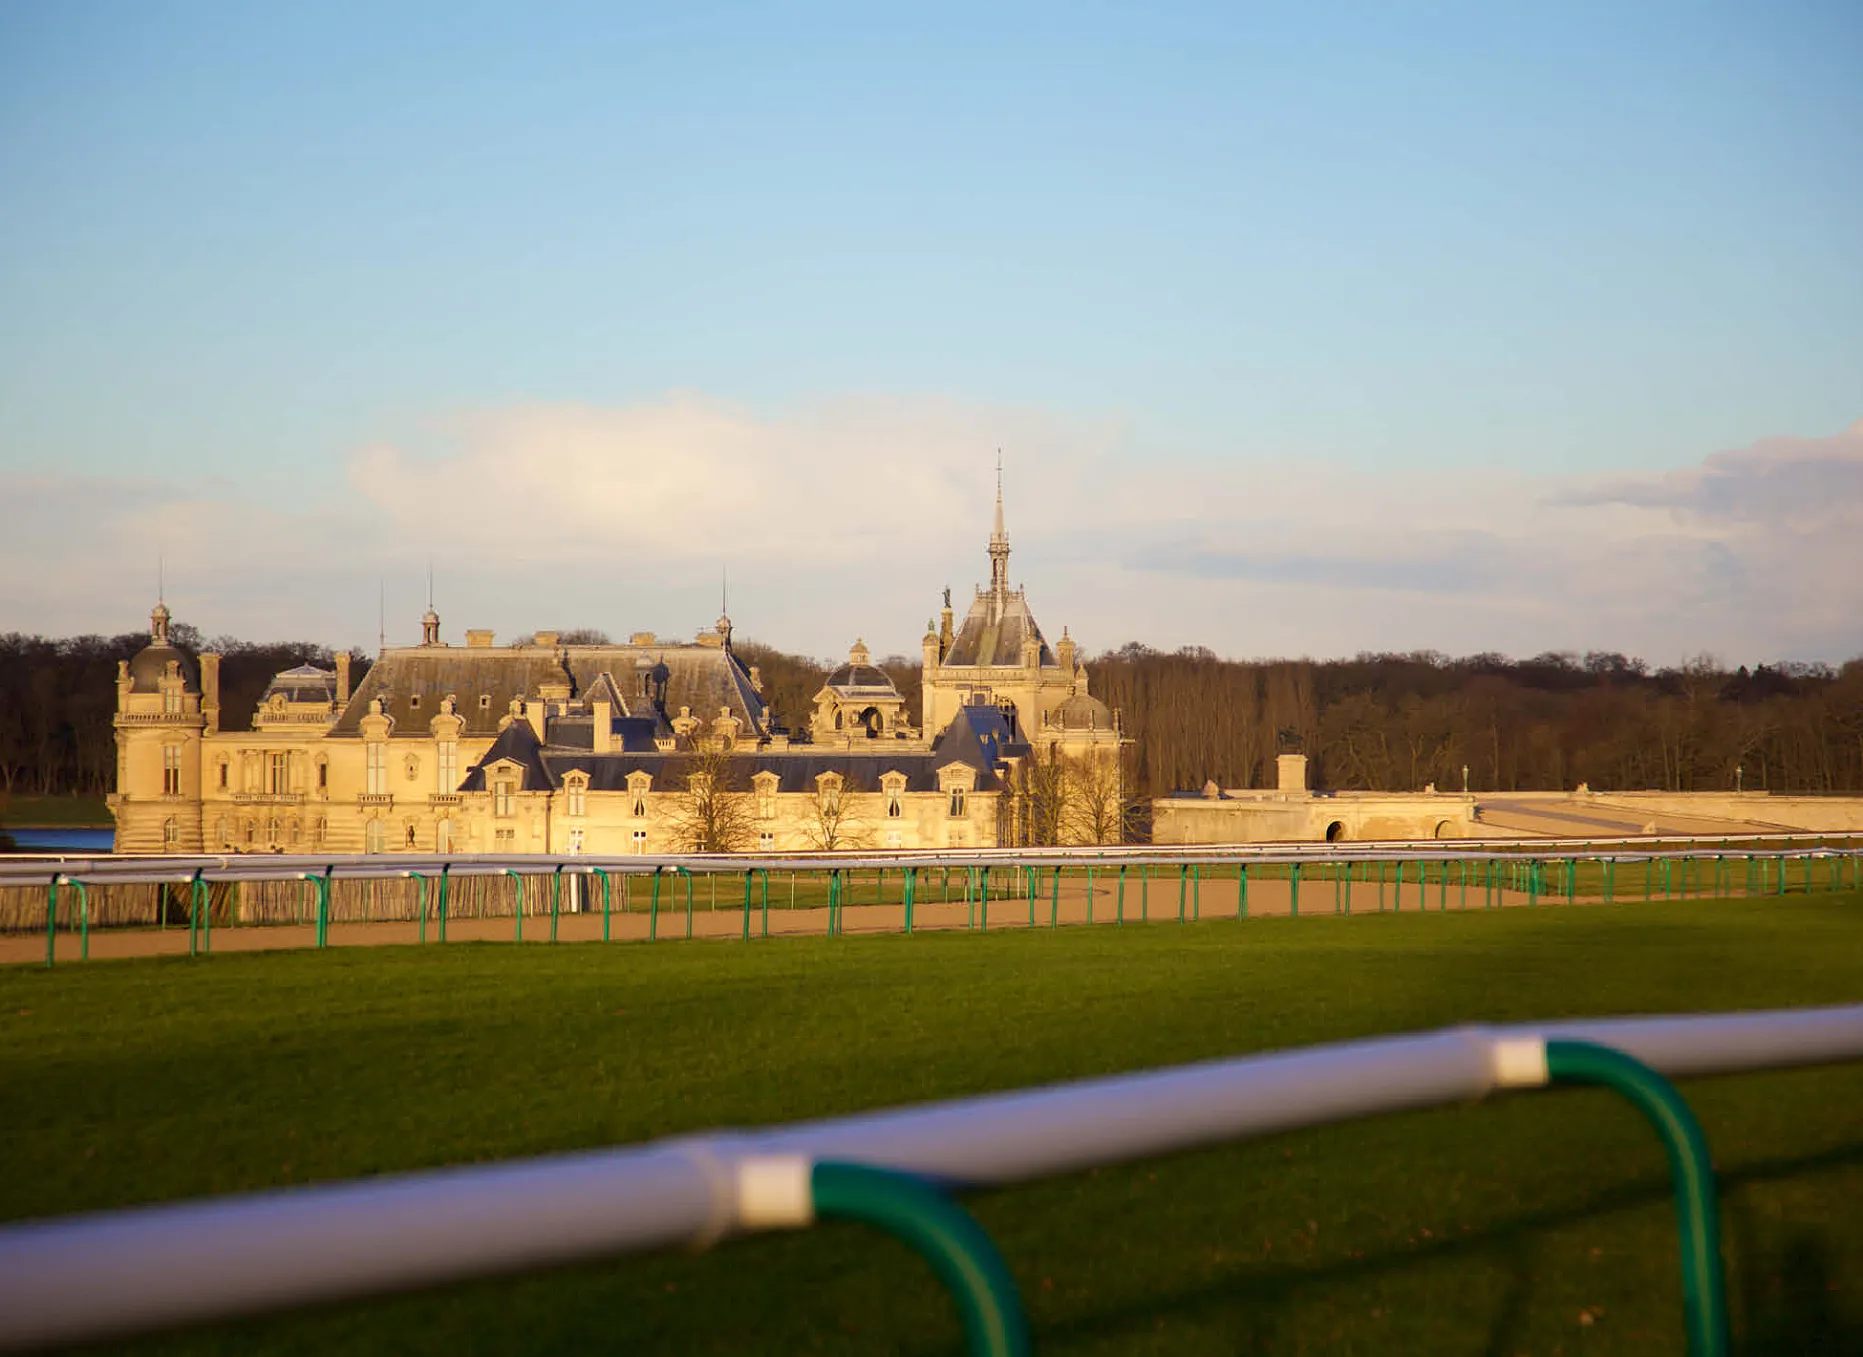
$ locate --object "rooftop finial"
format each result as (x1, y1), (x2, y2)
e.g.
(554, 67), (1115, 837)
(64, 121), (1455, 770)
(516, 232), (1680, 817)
(988, 452), (1011, 611)
(378, 580), (386, 656)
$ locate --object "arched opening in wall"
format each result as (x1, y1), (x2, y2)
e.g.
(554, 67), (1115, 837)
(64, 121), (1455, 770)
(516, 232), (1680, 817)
(1433, 820), (1454, 840)
(1325, 821), (1345, 843)
(858, 707), (882, 738)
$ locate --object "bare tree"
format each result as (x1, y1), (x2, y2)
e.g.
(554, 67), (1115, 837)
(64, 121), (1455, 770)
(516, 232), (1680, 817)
(1059, 748), (1141, 845)
(663, 745), (755, 852)
(802, 770), (872, 851)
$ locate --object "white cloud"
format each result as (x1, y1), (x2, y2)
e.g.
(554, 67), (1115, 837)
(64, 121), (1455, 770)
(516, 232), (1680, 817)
(3, 398), (1859, 666)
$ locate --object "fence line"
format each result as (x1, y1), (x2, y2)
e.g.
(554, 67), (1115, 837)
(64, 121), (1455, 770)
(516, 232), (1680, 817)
(5, 841), (1862, 966)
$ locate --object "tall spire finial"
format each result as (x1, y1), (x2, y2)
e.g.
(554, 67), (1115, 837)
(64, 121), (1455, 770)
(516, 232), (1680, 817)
(987, 452), (1011, 613)
(379, 580), (386, 656)
(158, 552), (165, 605)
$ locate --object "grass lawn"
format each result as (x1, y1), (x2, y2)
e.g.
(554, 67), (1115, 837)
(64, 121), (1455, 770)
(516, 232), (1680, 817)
(0, 793), (113, 827)
(4, 897), (1863, 1355)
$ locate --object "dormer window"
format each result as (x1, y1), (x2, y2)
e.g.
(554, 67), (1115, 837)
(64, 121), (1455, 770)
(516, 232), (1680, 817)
(479, 694), (492, 711)
(948, 788), (967, 818)
(754, 772), (779, 821)
(409, 694), (420, 710)
(882, 772), (906, 819)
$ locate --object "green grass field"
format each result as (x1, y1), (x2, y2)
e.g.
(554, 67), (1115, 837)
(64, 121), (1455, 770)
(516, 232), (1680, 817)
(0, 793), (113, 827)
(4, 897), (1863, 1355)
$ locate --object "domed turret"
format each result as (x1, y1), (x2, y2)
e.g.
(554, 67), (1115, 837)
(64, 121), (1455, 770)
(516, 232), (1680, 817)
(127, 602), (195, 694)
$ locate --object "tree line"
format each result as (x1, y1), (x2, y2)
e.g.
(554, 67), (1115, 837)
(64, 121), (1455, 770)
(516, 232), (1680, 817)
(4, 626), (1860, 818)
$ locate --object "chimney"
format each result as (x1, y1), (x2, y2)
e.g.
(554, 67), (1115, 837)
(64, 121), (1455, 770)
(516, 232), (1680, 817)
(466, 629), (495, 648)
(200, 652), (222, 733)
(533, 630), (559, 648)
(592, 698), (612, 753)
(1277, 753), (1309, 795)
(335, 652), (352, 707)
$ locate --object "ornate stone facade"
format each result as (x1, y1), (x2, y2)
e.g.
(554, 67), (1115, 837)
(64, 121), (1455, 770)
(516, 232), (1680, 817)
(110, 481), (1132, 855)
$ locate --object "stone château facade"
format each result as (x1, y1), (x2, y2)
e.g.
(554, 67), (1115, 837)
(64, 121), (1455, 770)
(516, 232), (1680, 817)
(110, 481), (1131, 856)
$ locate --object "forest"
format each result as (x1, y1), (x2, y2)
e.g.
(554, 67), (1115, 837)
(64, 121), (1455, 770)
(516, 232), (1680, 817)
(3, 628), (1860, 809)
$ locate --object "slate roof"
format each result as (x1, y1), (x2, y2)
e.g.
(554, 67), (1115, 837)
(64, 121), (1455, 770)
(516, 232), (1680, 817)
(329, 642), (767, 739)
(943, 590), (1058, 668)
(458, 721), (557, 792)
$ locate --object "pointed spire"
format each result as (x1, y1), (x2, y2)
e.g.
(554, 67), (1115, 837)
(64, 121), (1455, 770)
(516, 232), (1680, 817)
(987, 451), (1011, 613)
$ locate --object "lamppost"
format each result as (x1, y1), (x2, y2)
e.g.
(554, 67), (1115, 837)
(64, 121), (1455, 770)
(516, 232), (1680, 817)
(1462, 764), (1470, 794)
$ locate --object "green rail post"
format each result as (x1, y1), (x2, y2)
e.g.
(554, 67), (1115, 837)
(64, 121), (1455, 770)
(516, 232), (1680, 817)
(1290, 861), (1301, 917)
(591, 867), (611, 942)
(1116, 863), (1126, 923)
(1567, 858), (1577, 907)
(1776, 853), (1786, 896)
(1238, 862), (1248, 918)
(761, 869), (770, 938)
(684, 868), (695, 939)
(811, 1162), (1031, 1357)
(1050, 866), (1060, 928)
(1342, 860), (1351, 915)
(967, 866), (978, 929)
(43, 876), (58, 968)
(1438, 860), (1447, 911)
(550, 865), (564, 943)
(1528, 859), (1540, 908)
(1545, 1041), (1730, 1357)
(1177, 863), (1187, 923)
(1391, 859), (1401, 912)
(410, 872), (428, 945)
(650, 869), (661, 940)
(503, 870), (524, 942)
(1027, 866), (1036, 928)
(316, 867), (333, 947)
(437, 863), (451, 943)
(1192, 862), (1201, 920)
(189, 869), (209, 956)
(1085, 864), (1094, 924)
(903, 867), (915, 934)
(1458, 859), (1468, 910)
(1377, 859), (1386, 911)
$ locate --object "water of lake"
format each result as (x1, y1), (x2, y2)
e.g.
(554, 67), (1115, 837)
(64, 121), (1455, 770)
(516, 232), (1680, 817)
(5, 827), (116, 853)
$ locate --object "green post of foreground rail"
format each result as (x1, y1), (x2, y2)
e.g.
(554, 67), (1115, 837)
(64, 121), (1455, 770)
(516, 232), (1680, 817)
(591, 867), (611, 942)
(503, 870), (524, 942)
(1544, 1040), (1729, 1357)
(684, 868), (695, 939)
(550, 865), (563, 943)
(438, 864), (451, 943)
(1290, 861), (1301, 917)
(811, 1162), (1031, 1357)
(62, 878), (89, 962)
(904, 866), (915, 933)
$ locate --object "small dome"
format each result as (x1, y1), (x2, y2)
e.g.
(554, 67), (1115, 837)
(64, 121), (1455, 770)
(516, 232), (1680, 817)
(824, 663), (899, 694)
(128, 644), (195, 694)
(1053, 691), (1114, 731)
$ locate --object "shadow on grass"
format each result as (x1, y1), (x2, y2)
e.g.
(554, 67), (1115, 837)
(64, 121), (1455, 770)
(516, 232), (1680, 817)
(1019, 1138), (1863, 1357)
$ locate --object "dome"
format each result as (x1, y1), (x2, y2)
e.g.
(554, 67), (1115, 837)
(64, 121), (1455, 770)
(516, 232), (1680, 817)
(824, 663), (899, 694)
(1053, 691), (1114, 731)
(128, 644), (195, 694)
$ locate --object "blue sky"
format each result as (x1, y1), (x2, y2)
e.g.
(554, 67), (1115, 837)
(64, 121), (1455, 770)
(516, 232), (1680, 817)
(2, 2), (1860, 660)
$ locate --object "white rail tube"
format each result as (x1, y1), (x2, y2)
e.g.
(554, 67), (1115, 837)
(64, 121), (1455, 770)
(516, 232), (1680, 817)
(2, 1002), (1861, 1351)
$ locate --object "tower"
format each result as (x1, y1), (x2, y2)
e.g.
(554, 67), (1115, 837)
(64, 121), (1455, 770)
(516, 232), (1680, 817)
(109, 600), (206, 853)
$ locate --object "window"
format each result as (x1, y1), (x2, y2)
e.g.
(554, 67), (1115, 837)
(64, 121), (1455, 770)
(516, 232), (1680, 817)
(886, 788), (903, 818)
(495, 827), (515, 848)
(215, 815), (230, 846)
(436, 819), (453, 854)
(163, 817), (179, 850)
(755, 776), (777, 821)
(759, 832), (775, 851)
(409, 694), (420, 710)
(567, 778), (586, 817)
(437, 742), (458, 792)
(314, 818), (327, 847)
(163, 688), (179, 715)
(404, 755), (420, 783)
(886, 831), (902, 849)
(494, 779), (514, 817)
(316, 760), (328, 792)
(162, 745), (183, 795)
(632, 829), (648, 855)
(266, 817), (279, 846)
(948, 788), (967, 818)
(243, 820), (255, 845)
(217, 761), (228, 791)
(366, 820), (385, 854)
(365, 742), (387, 795)
(568, 827), (585, 854)
(288, 820), (300, 846)
(267, 752), (288, 794)
(479, 694), (492, 710)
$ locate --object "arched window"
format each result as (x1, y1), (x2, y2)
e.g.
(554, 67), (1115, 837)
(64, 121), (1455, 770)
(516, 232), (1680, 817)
(162, 745), (183, 796)
(366, 820), (385, 854)
(162, 817), (180, 850)
(436, 819), (453, 853)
